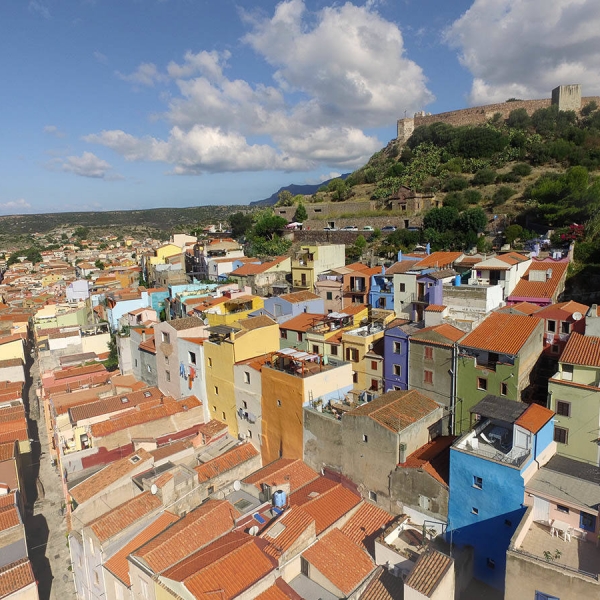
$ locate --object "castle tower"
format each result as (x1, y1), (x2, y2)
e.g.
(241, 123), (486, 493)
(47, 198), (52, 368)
(551, 84), (582, 112)
(396, 117), (414, 143)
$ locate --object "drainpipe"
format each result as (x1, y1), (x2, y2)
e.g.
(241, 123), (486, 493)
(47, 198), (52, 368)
(450, 342), (458, 434)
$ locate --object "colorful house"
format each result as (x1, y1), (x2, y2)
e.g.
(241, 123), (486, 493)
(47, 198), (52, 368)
(291, 244), (345, 291)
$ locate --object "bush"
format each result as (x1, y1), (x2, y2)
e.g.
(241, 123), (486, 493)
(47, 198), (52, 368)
(472, 168), (497, 186)
(511, 163), (532, 177)
(444, 176), (469, 192)
(463, 189), (482, 204)
(497, 172), (521, 184)
(492, 186), (517, 206)
(443, 192), (468, 212)
(507, 108), (531, 130)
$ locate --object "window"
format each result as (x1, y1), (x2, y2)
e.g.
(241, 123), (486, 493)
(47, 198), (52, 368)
(551, 344), (560, 354)
(140, 578), (149, 599)
(562, 364), (573, 380)
(473, 476), (483, 489)
(247, 429), (252, 439)
(208, 357), (213, 368)
(472, 507), (479, 515)
(500, 382), (508, 396)
(556, 401), (571, 417)
(580, 512), (597, 532)
(424, 346), (433, 360)
(487, 558), (495, 570)
(208, 485), (215, 494)
(353, 371), (358, 384)
(188, 351), (196, 365)
(115, 583), (124, 600)
(346, 348), (359, 362)
(362, 434), (368, 442)
(147, 364), (152, 373)
(393, 341), (401, 354)
(326, 292), (333, 300)
(280, 329), (287, 339)
(394, 386), (402, 391)
(547, 320), (556, 333)
(424, 370), (433, 385)
(477, 377), (487, 391)
(556, 504), (569, 514)
(419, 495), (431, 510)
(301, 557), (310, 577)
(369, 490), (377, 502)
(161, 331), (170, 343)
(222, 411), (226, 420)
(134, 359), (138, 367)
(165, 370), (170, 382)
(371, 360), (378, 370)
(535, 592), (560, 600)
(298, 333), (303, 342)
(554, 426), (568, 444)
(370, 379), (378, 391)
(164, 355), (169, 365)
(244, 371), (251, 384)
(561, 321), (570, 334)
(94, 571), (100, 586)
(312, 345), (319, 355)
(242, 401), (248, 409)
(330, 345), (338, 356)
(399, 283), (406, 292)
(394, 364), (401, 376)
(277, 399), (282, 407)
(213, 405), (216, 413)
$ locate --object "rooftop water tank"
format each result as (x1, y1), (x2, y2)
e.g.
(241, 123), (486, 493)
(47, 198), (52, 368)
(454, 274), (461, 287)
(273, 489), (287, 508)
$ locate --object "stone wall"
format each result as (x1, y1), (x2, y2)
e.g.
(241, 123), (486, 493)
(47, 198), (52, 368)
(274, 201), (376, 221)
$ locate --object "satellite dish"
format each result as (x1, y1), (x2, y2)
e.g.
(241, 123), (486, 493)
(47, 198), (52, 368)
(573, 312), (583, 321)
(233, 480), (241, 492)
(249, 526), (259, 536)
(150, 484), (158, 495)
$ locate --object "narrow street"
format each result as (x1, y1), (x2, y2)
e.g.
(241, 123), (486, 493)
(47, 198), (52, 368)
(24, 354), (74, 600)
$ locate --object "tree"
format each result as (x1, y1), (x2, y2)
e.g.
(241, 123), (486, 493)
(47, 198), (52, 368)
(276, 190), (294, 206)
(458, 208), (487, 233)
(506, 108), (531, 129)
(229, 212), (253, 238)
(327, 178), (349, 201)
(472, 168), (497, 186)
(94, 259), (105, 270)
(505, 224), (524, 245)
(293, 202), (308, 222)
(251, 211), (288, 240)
(492, 186), (517, 206)
(74, 226), (90, 239)
(423, 206), (459, 232)
(104, 335), (119, 371)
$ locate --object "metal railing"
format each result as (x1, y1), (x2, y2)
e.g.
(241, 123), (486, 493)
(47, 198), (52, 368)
(510, 547), (599, 581)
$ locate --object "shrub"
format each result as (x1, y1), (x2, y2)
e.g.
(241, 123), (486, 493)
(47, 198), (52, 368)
(511, 163), (532, 177)
(507, 108), (531, 130)
(497, 172), (521, 184)
(443, 192), (467, 212)
(463, 189), (482, 204)
(492, 186), (517, 206)
(472, 168), (497, 186)
(444, 176), (469, 192)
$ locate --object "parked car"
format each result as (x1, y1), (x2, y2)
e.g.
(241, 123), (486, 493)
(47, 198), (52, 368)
(362, 226), (374, 231)
(381, 225), (397, 233)
(342, 225), (359, 231)
(323, 226), (338, 231)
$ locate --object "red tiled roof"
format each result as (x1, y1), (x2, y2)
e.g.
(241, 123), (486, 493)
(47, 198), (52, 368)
(194, 443), (259, 482)
(425, 304), (446, 312)
(459, 312), (542, 355)
(0, 559), (36, 598)
(340, 502), (396, 556)
(515, 403), (554, 434)
(560, 332), (600, 367)
(411, 324), (464, 347)
(243, 458), (319, 493)
(412, 252), (463, 270)
(255, 579), (303, 600)
(279, 313), (326, 333)
(132, 499), (239, 573)
(69, 387), (163, 422)
(0, 442), (16, 462)
(401, 436), (456, 487)
(149, 439), (194, 461)
(89, 491), (162, 542)
(139, 336), (156, 354)
(302, 529), (375, 595)
(360, 567), (405, 600)
(496, 302), (542, 315)
(54, 363), (107, 381)
(0, 502), (20, 532)
(230, 257), (288, 276)
(497, 252), (530, 265)
(278, 291), (320, 303)
(509, 261), (568, 301)
(348, 390), (440, 433)
(404, 548), (453, 597)
(261, 507), (315, 558)
(104, 512), (179, 585)
(384, 261), (419, 275)
(534, 300), (589, 321)
(69, 449), (153, 504)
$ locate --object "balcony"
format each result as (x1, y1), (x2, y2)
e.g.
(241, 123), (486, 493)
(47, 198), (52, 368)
(343, 322), (385, 337)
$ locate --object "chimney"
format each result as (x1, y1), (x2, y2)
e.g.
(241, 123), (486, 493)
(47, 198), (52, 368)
(546, 268), (553, 281)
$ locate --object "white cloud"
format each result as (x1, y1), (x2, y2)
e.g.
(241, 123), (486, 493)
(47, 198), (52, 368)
(59, 152), (115, 179)
(446, 0), (600, 105)
(89, 0), (432, 174)
(116, 63), (167, 87)
(0, 199), (31, 213)
(43, 125), (66, 138)
(28, 1), (50, 19)
(93, 51), (108, 64)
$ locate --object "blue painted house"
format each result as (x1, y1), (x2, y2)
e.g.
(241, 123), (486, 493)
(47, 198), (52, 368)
(260, 290), (325, 323)
(369, 266), (395, 310)
(382, 321), (423, 392)
(447, 395), (555, 589)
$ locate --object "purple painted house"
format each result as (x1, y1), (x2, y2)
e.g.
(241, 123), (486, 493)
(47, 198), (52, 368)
(383, 321), (424, 392)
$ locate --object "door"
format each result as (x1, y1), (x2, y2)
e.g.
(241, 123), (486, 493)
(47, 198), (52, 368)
(533, 496), (550, 524)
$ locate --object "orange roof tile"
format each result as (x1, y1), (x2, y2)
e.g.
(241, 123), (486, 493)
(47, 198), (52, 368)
(54, 363), (107, 381)
(154, 472), (173, 489)
(255, 579), (303, 600)
(89, 491), (162, 542)
(104, 512), (178, 585)
(278, 291), (320, 303)
(261, 507), (315, 558)
(424, 304), (446, 312)
(496, 302), (542, 316)
(412, 252), (463, 270)
(0, 442), (16, 462)
(340, 502), (396, 556)
(69, 449), (153, 504)
(401, 436), (456, 487)
(149, 439), (194, 461)
(459, 312), (542, 355)
(411, 324), (464, 347)
(230, 257), (288, 276)
(0, 503), (20, 532)
(0, 559), (36, 598)
(360, 567), (405, 600)
(194, 443), (259, 482)
(348, 390), (440, 433)
(243, 458), (319, 493)
(279, 313), (326, 333)
(302, 529), (375, 595)
(132, 499), (239, 573)
(515, 403), (554, 434)
(69, 387), (163, 422)
(534, 300), (589, 320)
(560, 332), (600, 367)
(139, 336), (156, 354)
(404, 548), (453, 597)
(509, 261), (569, 301)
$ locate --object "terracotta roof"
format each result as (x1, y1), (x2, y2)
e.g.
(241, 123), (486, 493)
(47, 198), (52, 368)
(194, 443), (259, 482)
(534, 300), (589, 320)
(515, 403), (554, 434)
(498, 252), (530, 265)
(69, 449), (153, 504)
(238, 315), (277, 331)
(340, 502), (396, 557)
(149, 439), (194, 462)
(425, 304), (446, 312)
(261, 507), (315, 558)
(154, 472), (173, 488)
(496, 302), (542, 315)
(509, 261), (568, 301)
(411, 323), (465, 346)
(421, 268), (456, 280)
(0, 501), (20, 532)
(243, 458), (319, 493)
(255, 579), (303, 600)
(348, 390), (440, 433)
(278, 291), (320, 303)
(302, 529), (375, 595)
(360, 567), (405, 600)
(69, 387), (163, 422)
(139, 336), (156, 354)
(89, 491), (162, 542)
(289, 478), (361, 534)
(0, 559), (36, 598)
(560, 332), (600, 366)
(459, 312), (541, 355)
(53, 362), (107, 381)
(104, 512), (178, 585)
(384, 261), (419, 275)
(0, 442), (16, 462)
(401, 436), (456, 487)
(230, 257), (288, 276)
(412, 252), (463, 270)
(167, 316), (205, 331)
(132, 499), (239, 573)
(404, 548), (453, 597)
(279, 313), (326, 333)
(161, 531), (277, 599)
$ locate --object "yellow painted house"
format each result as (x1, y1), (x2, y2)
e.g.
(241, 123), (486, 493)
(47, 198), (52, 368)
(0, 335), (25, 362)
(204, 295), (264, 327)
(204, 316), (280, 436)
(149, 243), (182, 265)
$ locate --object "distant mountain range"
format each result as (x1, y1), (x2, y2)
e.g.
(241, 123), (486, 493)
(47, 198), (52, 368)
(249, 174), (351, 206)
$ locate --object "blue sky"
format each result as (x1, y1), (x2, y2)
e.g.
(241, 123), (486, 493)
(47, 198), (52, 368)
(1, 0), (599, 214)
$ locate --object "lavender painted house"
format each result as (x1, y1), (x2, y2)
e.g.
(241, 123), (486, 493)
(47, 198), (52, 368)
(383, 321), (423, 392)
